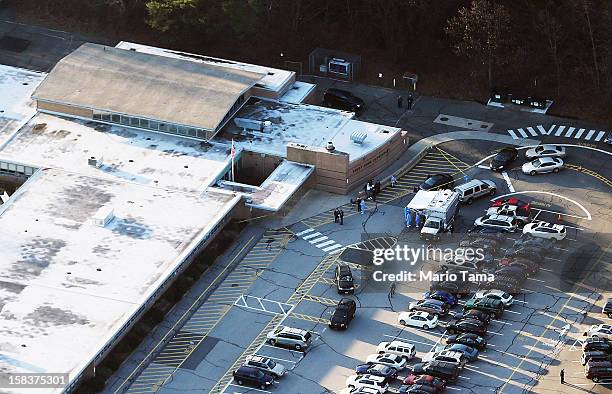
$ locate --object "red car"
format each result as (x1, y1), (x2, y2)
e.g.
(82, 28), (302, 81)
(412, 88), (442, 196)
(499, 257), (539, 275)
(490, 197), (530, 213)
(403, 374), (446, 392)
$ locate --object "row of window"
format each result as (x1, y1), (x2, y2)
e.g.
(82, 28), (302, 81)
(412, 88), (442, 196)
(0, 161), (37, 177)
(351, 148), (390, 174)
(92, 112), (209, 140)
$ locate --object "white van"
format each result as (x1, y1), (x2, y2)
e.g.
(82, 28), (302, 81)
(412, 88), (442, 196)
(454, 179), (496, 204)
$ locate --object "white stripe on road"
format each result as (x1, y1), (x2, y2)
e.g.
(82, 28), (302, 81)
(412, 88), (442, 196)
(478, 165), (489, 169)
(564, 127), (575, 137)
(594, 131), (605, 141)
(547, 124), (557, 135)
(302, 232), (322, 240)
(537, 125), (548, 135)
(501, 171), (515, 193)
(585, 129), (596, 140)
(517, 128), (528, 138)
(316, 240), (336, 248)
(309, 236), (328, 244)
(383, 334), (435, 348)
(506, 310), (522, 315)
(226, 384), (272, 393)
(574, 128), (585, 139)
(296, 228), (314, 236)
(554, 125), (565, 136)
(527, 127), (538, 136)
(254, 354), (300, 364)
(508, 130), (519, 139)
(261, 344), (304, 354)
(322, 244), (344, 252)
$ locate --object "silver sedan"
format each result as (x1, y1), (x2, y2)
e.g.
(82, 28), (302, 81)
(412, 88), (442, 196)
(522, 157), (564, 175)
(525, 144), (566, 159)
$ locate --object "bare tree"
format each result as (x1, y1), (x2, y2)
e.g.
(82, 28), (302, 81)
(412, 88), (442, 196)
(536, 2), (565, 97)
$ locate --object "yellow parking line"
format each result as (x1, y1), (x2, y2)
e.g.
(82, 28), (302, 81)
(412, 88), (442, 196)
(289, 312), (329, 325)
(302, 294), (337, 306)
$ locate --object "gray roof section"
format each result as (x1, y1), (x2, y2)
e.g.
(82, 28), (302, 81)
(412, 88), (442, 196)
(32, 43), (264, 131)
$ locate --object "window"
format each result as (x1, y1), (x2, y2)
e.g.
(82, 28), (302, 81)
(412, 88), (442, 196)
(101, 114), (111, 121)
(111, 114), (120, 123)
(178, 126), (188, 135)
(140, 119), (149, 129)
(120, 115), (130, 125)
(159, 123), (168, 132)
(188, 128), (197, 137)
(93, 113), (101, 120)
(150, 121), (159, 130)
(130, 117), (139, 127)
(169, 124), (178, 134)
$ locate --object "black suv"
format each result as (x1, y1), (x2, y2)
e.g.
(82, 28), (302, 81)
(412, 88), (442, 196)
(583, 338), (612, 352)
(329, 298), (356, 330)
(464, 297), (504, 318)
(603, 297), (612, 318)
(490, 147), (518, 171)
(233, 366), (274, 390)
(453, 309), (491, 325)
(323, 88), (365, 114)
(446, 333), (487, 350)
(446, 318), (487, 336)
(411, 360), (459, 382)
(335, 264), (355, 294)
(416, 174), (455, 191)
(585, 361), (612, 382)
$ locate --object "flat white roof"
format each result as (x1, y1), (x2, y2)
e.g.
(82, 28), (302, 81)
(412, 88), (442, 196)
(0, 113), (232, 193)
(0, 65), (46, 148)
(279, 81), (316, 104)
(115, 41), (295, 93)
(217, 99), (402, 163)
(247, 160), (314, 211)
(0, 168), (240, 392)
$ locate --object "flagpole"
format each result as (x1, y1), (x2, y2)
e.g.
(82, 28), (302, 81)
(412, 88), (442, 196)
(231, 139), (235, 182)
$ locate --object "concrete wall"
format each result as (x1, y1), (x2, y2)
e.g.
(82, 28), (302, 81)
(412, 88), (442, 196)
(37, 100), (94, 119)
(348, 130), (408, 187)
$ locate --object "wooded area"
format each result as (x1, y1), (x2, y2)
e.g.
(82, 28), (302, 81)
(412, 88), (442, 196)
(9, 0), (612, 122)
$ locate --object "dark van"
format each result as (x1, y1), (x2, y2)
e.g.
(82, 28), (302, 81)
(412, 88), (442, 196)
(233, 366), (274, 390)
(323, 88), (365, 114)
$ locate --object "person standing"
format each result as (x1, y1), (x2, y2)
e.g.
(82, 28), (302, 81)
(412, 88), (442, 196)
(560, 369), (565, 384)
(397, 95), (403, 108)
(356, 197), (361, 213)
(339, 209), (344, 225)
(407, 94), (414, 110)
(334, 208), (339, 223)
(360, 199), (366, 214)
(390, 175), (397, 187)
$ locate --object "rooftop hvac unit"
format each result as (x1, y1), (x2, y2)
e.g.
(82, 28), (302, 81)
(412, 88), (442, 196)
(350, 131), (367, 145)
(234, 118), (268, 132)
(91, 205), (114, 227)
(326, 141), (336, 152)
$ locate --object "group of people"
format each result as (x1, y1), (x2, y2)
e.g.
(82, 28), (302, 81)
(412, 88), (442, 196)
(397, 94), (414, 110)
(364, 179), (381, 201)
(333, 208), (344, 225)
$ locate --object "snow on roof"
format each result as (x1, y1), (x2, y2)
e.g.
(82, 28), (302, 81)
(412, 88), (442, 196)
(115, 41), (294, 93)
(247, 160), (314, 211)
(0, 113), (232, 193)
(0, 168), (240, 392)
(216, 99), (401, 163)
(279, 81), (316, 104)
(0, 65), (46, 149)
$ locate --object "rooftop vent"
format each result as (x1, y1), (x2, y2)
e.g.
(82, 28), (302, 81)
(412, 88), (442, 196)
(88, 156), (103, 168)
(350, 131), (367, 145)
(91, 206), (114, 227)
(234, 118), (271, 132)
(326, 141), (336, 152)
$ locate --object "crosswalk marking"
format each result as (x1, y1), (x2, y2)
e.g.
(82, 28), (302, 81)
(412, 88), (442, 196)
(296, 228), (314, 237)
(554, 125), (565, 136)
(316, 239), (336, 248)
(517, 128), (528, 138)
(574, 128), (585, 139)
(594, 131), (605, 141)
(547, 124), (556, 134)
(309, 236), (328, 244)
(508, 130), (518, 139)
(302, 232), (322, 240)
(537, 125), (547, 135)
(585, 130), (596, 140)
(322, 244), (344, 252)
(564, 127), (575, 137)
(527, 126), (538, 136)
(295, 227), (343, 253)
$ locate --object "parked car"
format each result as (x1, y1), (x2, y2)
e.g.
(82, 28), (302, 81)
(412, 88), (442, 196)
(490, 147), (518, 171)
(329, 298), (356, 330)
(402, 374), (446, 392)
(452, 309), (491, 325)
(522, 157), (564, 175)
(525, 144), (566, 159)
(355, 363), (398, 384)
(513, 236), (556, 250)
(416, 174), (455, 191)
(490, 197), (530, 210)
(446, 318), (488, 336)
(582, 351), (612, 366)
(409, 299), (450, 316)
(474, 289), (514, 307)
(459, 237), (500, 253)
(365, 353), (408, 370)
(583, 337), (612, 352)
(586, 324), (612, 340)
(422, 350), (466, 368)
(486, 204), (531, 226)
(453, 179), (496, 204)
(411, 360), (460, 382)
(323, 88), (365, 114)
(398, 311), (439, 329)
(346, 374), (389, 394)
(464, 297), (505, 318)
(266, 326), (312, 351)
(232, 366), (275, 390)
(603, 298), (612, 318)
(443, 343), (479, 361)
(474, 214), (519, 232)
(502, 258), (539, 275)
(424, 290), (458, 307)
(446, 333), (487, 350)
(430, 280), (472, 298)
(335, 264), (355, 294)
(482, 275), (523, 293)
(399, 384), (438, 394)
(495, 266), (529, 281)
(585, 360), (612, 382)
(244, 355), (286, 378)
(523, 221), (567, 241)
(376, 340), (416, 360)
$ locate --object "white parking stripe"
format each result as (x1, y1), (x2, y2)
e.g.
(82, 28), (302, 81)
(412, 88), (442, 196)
(309, 236), (328, 244)
(574, 128), (586, 139)
(517, 128), (528, 138)
(321, 244), (344, 252)
(585, 129), (596, 140)
(254, 355), (299, 364)
(594, 131), (605, 141)
(301, 232), (321, 240)
(383, 334), (435, 348)
(501, 171), (515, 193)
(506, 310), (522, 315)
(508, 130), (519, 139)
(296, 228), (314, 236)
(537, 125), (548, 135)
(316, 240), (336, 248)
(226, 383), (272, 393)
(527, 127), (538, 136)
(547, 124), (557, 134)
(478, 165), (489, 169)
(554, 125), (565, 136)
(564, 127), (575, 137)
(260, 344), (304, 354)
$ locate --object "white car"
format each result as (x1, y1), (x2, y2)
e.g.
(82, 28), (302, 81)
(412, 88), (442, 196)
(376, 340), (416, 360)
(523, 221), (567, 241)
(525, 144), (566, 159)
(345, 374), (388, 394)
(486, 204), (531, 225)
(522, 157), (564, 175)
(474, 214), (519, 232)
(244, 355), (286, 378)
(474, 289), (514, 307)
(397, 311), (438, 329)
(365, 353), (408, 370)
(422, 350), (466, 368)
(586, 324), (612, 340)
